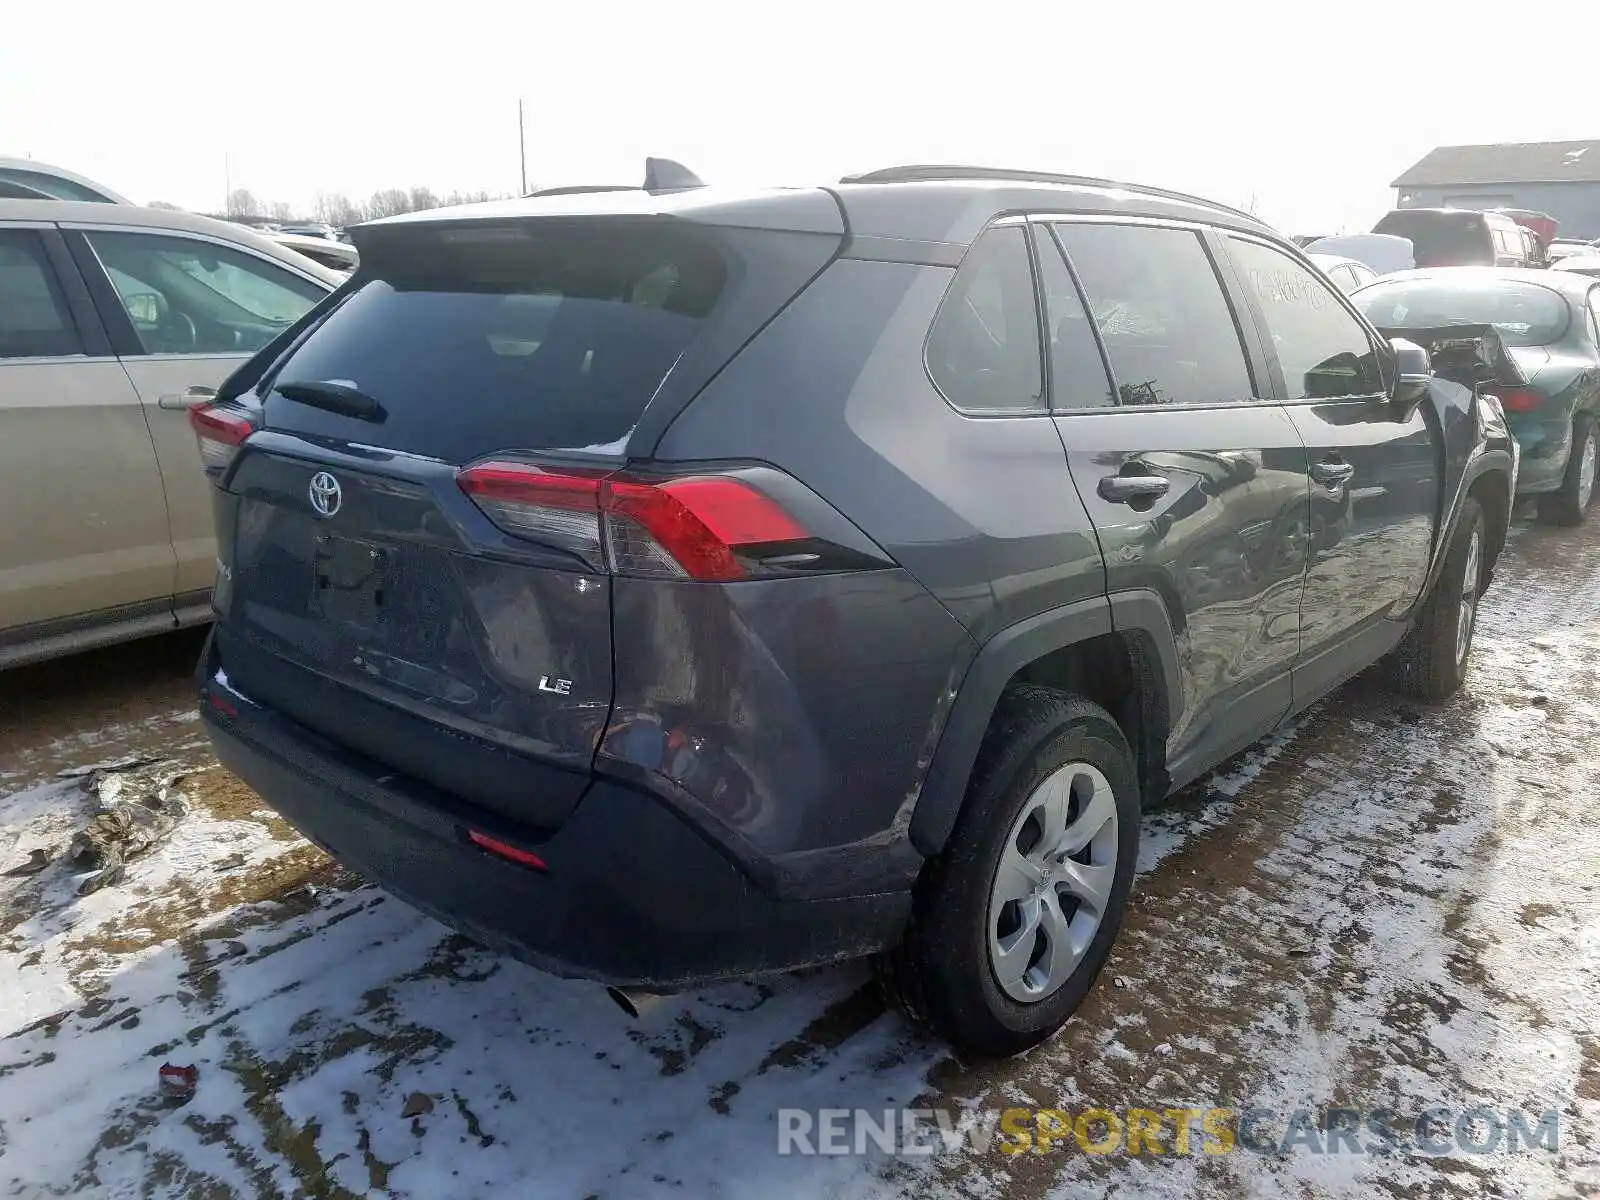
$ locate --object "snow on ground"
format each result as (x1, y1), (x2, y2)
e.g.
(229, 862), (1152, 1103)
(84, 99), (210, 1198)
(0, 517), (1597, 1199)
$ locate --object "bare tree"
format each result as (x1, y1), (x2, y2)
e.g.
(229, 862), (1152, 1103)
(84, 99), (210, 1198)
(365, 188), (412, 219)
(443, 189), (497, 207)
(299, 185), (513, 227)
(225, 188), (262, 218)
(269, 199), (294, 222)
(314, 191), (362, 227)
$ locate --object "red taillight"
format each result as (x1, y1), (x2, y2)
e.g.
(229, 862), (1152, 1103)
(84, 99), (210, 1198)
(456, 463), (812, 581)
(607, 477), (809, 581)
(1496, 388), (1543, 412)
(466, 829), (548, 870)
(188, 404), (255, 475)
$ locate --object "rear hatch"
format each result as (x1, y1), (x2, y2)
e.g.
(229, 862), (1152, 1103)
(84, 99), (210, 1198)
(208, 202), (843, 828)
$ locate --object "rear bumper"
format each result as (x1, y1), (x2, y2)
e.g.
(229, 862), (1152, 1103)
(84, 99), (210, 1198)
(198, 645), (910, 989)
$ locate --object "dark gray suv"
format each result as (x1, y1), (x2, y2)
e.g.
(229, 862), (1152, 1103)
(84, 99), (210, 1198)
(195, 164), (1516, 1058)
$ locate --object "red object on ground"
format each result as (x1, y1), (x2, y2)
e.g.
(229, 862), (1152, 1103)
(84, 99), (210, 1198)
(159, 1063), (199, 1099)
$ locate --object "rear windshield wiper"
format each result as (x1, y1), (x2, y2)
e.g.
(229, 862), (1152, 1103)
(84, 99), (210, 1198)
(273, 380), (387, 422)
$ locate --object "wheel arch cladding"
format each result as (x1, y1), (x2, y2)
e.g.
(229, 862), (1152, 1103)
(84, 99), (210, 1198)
(908, 594), (1180, 857)
(1431, 448), (1516, 596)
(1468, 465), (1511, 577)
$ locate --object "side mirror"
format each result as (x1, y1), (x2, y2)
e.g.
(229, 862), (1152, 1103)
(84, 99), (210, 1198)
(1389, 337), (1433, 418)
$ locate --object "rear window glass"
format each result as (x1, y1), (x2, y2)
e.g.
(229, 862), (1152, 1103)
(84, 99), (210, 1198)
(926, 226), (1044, 412)
(1373, 212), (1492, 267)
(266, 222), (727, 461)
(1352, 278), (1569, 347)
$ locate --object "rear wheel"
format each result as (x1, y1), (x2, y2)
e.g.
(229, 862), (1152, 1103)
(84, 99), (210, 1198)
(1392, 496), (1484, 702)
(881, 688), (1139, 1059)
(1536, 414), (1596, 526)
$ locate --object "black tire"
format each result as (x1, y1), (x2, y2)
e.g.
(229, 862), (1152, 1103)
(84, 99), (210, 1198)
(1536, 414), (1596, 526)
(1392, 496), (1485, 703)
(880, 687), (1140, 1059)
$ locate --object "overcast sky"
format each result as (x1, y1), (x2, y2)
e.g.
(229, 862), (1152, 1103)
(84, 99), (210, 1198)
(5, 0), (1597, 233)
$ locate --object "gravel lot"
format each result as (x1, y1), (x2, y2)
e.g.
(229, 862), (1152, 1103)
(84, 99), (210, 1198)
(1, 512), (1596, 1199)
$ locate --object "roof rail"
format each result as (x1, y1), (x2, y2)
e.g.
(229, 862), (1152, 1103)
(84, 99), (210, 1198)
(839, 164), (1262, 225)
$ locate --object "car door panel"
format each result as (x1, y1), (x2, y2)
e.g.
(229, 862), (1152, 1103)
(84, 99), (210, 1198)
(1288, 400), (1436, 651)
(1223, 233), (1437, 666)
(114, 353), (246, 598)
(1041, 221), (1311, 773)
(1060, 407), (1310, 764)
(0, 226), (173, 632)
(68, 227), (328, 599)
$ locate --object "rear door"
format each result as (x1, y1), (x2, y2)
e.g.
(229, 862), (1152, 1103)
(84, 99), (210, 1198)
(1040, 219), (1312, 785)
(65, 226), (329, 611)
(1222, 232), (1436, 701)
(0, 224), (173, 640)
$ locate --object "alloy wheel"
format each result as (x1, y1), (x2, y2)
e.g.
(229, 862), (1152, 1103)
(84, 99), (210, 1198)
(1578, 431), (1597, 511)
(1457, 522), (1482, 668)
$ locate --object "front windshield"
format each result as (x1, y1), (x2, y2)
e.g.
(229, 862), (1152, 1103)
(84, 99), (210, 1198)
(1352, 278), (1569, 347)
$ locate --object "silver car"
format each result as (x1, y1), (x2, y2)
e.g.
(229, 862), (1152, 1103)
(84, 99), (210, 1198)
(0, 199), (340, 667)
(1308, 252), (1379, 294)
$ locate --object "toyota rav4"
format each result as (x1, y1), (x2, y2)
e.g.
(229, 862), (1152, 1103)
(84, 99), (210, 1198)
(195, 162), (1516, 1058)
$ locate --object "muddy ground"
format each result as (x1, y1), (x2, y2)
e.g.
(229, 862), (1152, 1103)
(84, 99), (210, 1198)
(0, 513), (1596, 1199)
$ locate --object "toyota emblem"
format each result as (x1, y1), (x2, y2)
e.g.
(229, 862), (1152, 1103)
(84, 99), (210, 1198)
(308, 471), (342, 518)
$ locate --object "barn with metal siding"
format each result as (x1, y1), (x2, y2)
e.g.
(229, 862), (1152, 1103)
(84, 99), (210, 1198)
(1393, 141), (1600, 239)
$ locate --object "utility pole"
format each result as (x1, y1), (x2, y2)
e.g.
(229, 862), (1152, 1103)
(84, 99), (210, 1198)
(518, 99), (528, 195)
(224, 152), (232, 213)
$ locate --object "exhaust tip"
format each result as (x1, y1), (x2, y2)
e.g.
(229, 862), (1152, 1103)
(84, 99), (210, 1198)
(606, 985), (671, 1019)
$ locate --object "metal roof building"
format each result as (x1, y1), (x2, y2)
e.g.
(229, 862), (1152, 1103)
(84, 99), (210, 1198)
(1391, 141), (1600, 239)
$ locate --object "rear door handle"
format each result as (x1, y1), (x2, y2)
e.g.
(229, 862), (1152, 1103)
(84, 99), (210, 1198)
(1311, 459), (1355, 487)
(157, 386), (218, 411)
(1098, 474), (1171, 503)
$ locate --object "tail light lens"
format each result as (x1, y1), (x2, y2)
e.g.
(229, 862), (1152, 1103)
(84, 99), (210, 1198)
(457, 463), (811, 581)
(188, 405), (256, 476)
(1495, 388), (1543, 412)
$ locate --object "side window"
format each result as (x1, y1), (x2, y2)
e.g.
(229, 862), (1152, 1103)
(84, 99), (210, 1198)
(0, 230), (82, 358)
(1031, 226), (1115, 409)
(1228, 237), (1385, 400)
(1052, 223), (1256, 406)
(84, 230), (323, 355)
(926, 226), (1044, 412)
(1350, 264), (1377, 290)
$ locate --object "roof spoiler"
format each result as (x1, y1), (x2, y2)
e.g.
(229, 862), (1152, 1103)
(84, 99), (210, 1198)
(524, 158), (706, 199)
